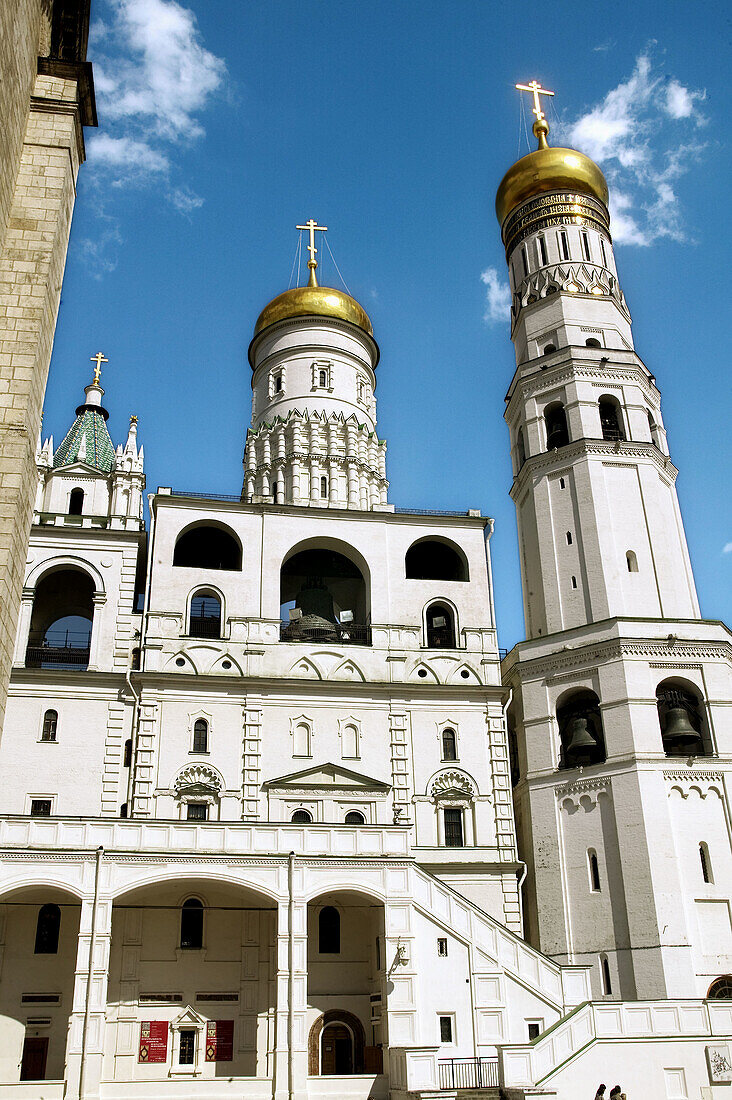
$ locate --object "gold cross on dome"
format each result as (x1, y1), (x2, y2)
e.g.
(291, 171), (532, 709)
(296, 219), (328, 268)
(90, 351), (108, 384)
(515, 79), (555, 123)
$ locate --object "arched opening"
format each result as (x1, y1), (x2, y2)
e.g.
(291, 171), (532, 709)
(544, 402), (569, 449)
(588, 849), (601, 892)
(321, 1022), (354, 1075)
(626, 550), (638, 573)
(600, 954), (612, 995)
(318, 906), (340, 953)
(173, 524), (242, 571)
(309, 1010), (368, 1076)
(188, 590), (222, 638)
(41, 709), (58, 742)
(507, 707), (520, 789)
(647, 409), (661, 448)
(280, 545), (370, 645)
(557, 689), (606, 769)
(656, 678), (705, 757)
(68, 488), (84, 515)
(441, 727), (457, 761)
(320, 475), (328, 499)
(291, 809), (312, 824)
(516, 428), (526, 469)
(344, 810), (365, 825)
(34, 903), (61, 954)
(192, 719), (208, 753)
(599, 396), (625, 441)
(425, 602), (456, 648)
(123, 738), (132, 768)
(700, 842), (713, 884)
(341, 724), (359, 758)
(585, 337), (602, 348)
(707, 976), (732, 999)
(543, 343), (556, 354)
(26, 568), (95, 669)
(405, 539), (468, 582)
(180, 897), (204, 950)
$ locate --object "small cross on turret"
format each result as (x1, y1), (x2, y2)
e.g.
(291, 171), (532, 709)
(296, 219), (328, 286)
(90, 351), (108, 385)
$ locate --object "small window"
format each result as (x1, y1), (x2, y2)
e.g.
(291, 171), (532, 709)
(516, 428), (526, 469)
(319, 369), (327, 387)
(345, 810), (365, 825)
(521, 246), (528, 278)
(544, 403), (569, 449)
(537, 236), (547, 266)
(341, 723), (359, 758)
(375, 937), (381, 970)
(626, 550), (638, 573)
(320, 476), (328, 498)
(123, 738), (132, 768)
(600, 955), (612, 994)
(293, 721), (311, 757)
(543, 343), (556, 354)
(707, 976), (732, 999)
(566, 531), (572, 545)
(437, 938), (448, 957)
(291, 809), (312, 824)
(600, 237), (608, 266)
(599, 398), (625, 442)
(586, 337), (602, 348)
(527, 1022), (541, 1041)
(700, 842), (713, 884)
(588, 850), (601, 892)
(582, 232), (591, 261)
(131, 646), (141, 670)
(273, 371), (283, 394)
(189, 593), (221, 639)
(441, 728), (457, 761)
(34, 904), (61, 954)
(559, 477), (565, 489)
(439, 1015), (453, 1043)
(426, 603), (456, 648)
(180, 898), (203, 950)
(187, 802), (208, 821)
(69, 488), (84, 515)
(192, 718), (208, 753)
(559, 231), (570, 261)
(41, 710), (57, 742)
(30, 799), (52, 817)
(318, 906), (340, 953)
(444, 808), (464, 848)
(571, 576), (577, 589)
(179, 1029), (196, 1065)
(273, 481), (281, 503)
(120, 802), (128, 818)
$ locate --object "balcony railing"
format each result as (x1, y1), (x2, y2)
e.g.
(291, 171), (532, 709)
(188, 616), (222, 639)
(280, 620), (371, 646)
(25, 630), (91, 670)
(438, 1058), (499, 1090)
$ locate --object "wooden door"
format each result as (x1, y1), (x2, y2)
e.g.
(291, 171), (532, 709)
(20, 1036), (48, 1081)
(321, 1024), (352, 1075)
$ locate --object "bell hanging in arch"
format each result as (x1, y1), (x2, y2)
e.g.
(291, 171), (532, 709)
(661, 699), (703, 755)
(563, 711), (598, 765)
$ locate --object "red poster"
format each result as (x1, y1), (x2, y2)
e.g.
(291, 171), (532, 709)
(205, 1019), (234, 1062)
(139, 1021), (168, 1063)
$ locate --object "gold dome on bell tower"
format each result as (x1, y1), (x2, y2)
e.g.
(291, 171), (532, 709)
(495, 80), (609, 235)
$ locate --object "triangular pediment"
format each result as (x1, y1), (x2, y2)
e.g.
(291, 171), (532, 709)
(172, 1005), (205, 1027)
(263, 762), (390, 792)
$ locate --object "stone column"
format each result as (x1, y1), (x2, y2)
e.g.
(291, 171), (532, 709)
(87, 593), (106, 671)
(12, 587), (33, 664)
(64, 886), (112, 1100)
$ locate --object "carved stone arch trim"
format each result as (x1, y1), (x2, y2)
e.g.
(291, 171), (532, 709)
(186, 583), (226, 629)
(308, 1009), (366, 1075)
(429, 769), (477, 804)
(173, 763), (224, 807)
(25, 554), (106, 595)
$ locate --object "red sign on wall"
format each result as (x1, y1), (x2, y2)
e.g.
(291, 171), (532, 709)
(205, 1019), (234, 1062)
(139, 1021), (168, 1063)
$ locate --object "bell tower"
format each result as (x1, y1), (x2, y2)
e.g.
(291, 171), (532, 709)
(498, 83), (732, 1004)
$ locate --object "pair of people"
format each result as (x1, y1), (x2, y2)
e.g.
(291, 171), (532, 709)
(595, 1086), (627, 1100)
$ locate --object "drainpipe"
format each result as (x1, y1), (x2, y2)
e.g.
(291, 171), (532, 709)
(288, 851), (295, 1100)
(78, 845), (103, 1100)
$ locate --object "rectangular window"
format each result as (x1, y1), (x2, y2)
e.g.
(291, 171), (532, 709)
(437, 938), (448, 957)
(444, 808), (464, 848)
(600, 237), (607, 266)
(439, 1015), (454, 1043)
(537, 236), (547, 266)
(521, 246), (529, 277)
(375, 937), (381, 971)
(179, 1029), (196, 1065)
(139, 992), (183, 1004)
(559, 230), (570, 260)
(30, 800), (52, 817)
(581, 232), (591, 261)
(187, 803), (208, 821)
(527, 1022), (541, 1041)
(196, 992), (239, 1002)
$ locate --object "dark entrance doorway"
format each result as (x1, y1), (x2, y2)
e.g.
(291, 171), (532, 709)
(321, 1023), (353, 1075)
(20, 1036), (48, 1080)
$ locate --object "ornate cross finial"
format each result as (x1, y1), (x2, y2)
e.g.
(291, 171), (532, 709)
(296, 219), (328, 286)
(90, 351), (108, 384)
(515, 79), (555, 123)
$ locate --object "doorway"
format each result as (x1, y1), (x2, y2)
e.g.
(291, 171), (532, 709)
(321, 1023), (354, 1075)
(20, 1036), (48, 1080)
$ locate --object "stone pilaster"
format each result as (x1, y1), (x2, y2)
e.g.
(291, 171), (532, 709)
(131, 700), (159, 817)
(64, 888), (112, 1100)
(242, 697), (263, 819)
(389, 705), (414, 824)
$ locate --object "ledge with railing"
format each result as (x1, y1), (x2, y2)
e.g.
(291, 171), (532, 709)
(25, 630), (91, 669)
(438, 1058), (499, 1090)
(279, 620), (372, 646)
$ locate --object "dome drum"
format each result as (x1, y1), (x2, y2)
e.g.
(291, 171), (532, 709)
(501, 191), (611, 259)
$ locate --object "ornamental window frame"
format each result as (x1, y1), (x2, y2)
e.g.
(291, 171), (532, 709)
(311, 359), (333, 392)
(173, 763), (224, 820)
(437, 720), (460, 762)
(269, 366), (286, 400)
(188, 709), (213, 756)
(356, 374), (372, 408)
(169, 1006), (207, 1076)
(338, 717), (362, 760)
(291, 715), (314, 759)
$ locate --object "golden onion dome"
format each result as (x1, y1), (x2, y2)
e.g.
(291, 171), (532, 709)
(495, 119), (609, 228)
(253, 283), (373, 339)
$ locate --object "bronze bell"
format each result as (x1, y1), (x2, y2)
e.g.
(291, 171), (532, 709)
(662, 704), (702, 753)
(564, 712), (597, 763)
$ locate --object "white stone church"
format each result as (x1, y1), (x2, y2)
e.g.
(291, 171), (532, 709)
(0, 94), (730, 1100)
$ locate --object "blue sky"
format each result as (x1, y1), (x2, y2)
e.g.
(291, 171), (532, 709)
(46, 0), (731, 649)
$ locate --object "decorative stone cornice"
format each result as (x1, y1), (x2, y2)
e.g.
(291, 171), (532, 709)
(511, 439), (677, 498)
(555, 777), (609, 797)
(663, 770), (725, 783)
(510, 637), (732, 680)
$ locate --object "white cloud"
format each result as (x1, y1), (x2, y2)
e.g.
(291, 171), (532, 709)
(559, 51), (706, 246)
(170, 185), (204, 214)
(480, 267), (511, 325)
(723, 542), (732, 555)
(87, 133), (170, 180)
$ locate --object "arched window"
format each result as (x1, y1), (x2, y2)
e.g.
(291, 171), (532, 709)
(626, 550), (638, 573)
(291, 809), (312, 824)
(599, 397), (625, 442)
(588, 849), (601, 892)
(320, 476), (328, 498)
(426, 603), (456, 649)
(516, 428), (526, 469)
(341, 724), (359, 759)
(444, 808), (464, 847)
(557, 689), (606, 769)
(173, 525), (242, 571)
(700, 842), (713, 884)
(507, 717), (520, 789)
(600, 954), (612, 995)
(585, 337), (602, 348)
(131, 646), (141, 670)
(293, 721), (311, 757)
(69, 488), (84, 515)
(281, 545), (370, 645)
(405, 539), (468, 582)
(566, 531), (573, 545)
(543, 343), (556, 354)
(180, 898), (203, 950)
(192, 719), (208, 753)
(189, 591), (221, 638)
(647, 409), (661, 448)
(319, 906), (340, 953)
(441, 727), (457, 761)
(707, 976), (732, 999)
(34, 903), (61, 954)
(656, 679), (704, 756)
(123, 738), (132, 768)
(41, 709), (58, 742)
(319, 369), (327, 387)
(544, 403), (569, 449)
(26, 568), (94, 670)
(345, 810), (365, 825)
